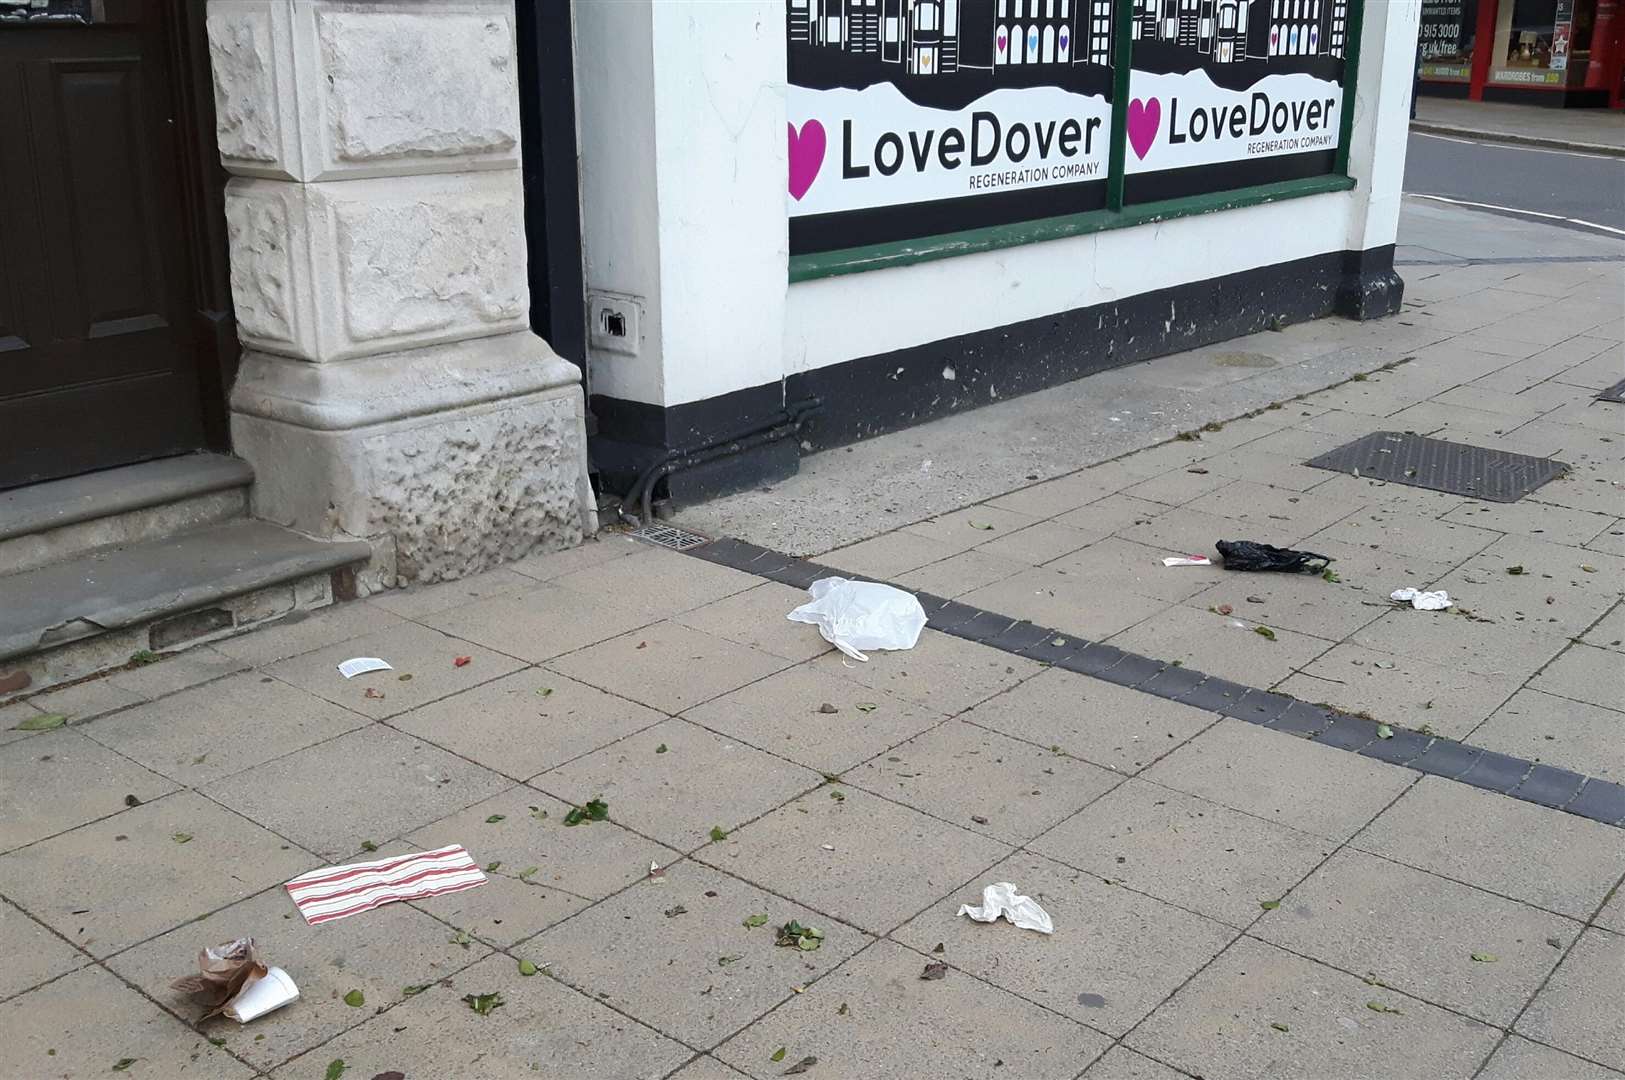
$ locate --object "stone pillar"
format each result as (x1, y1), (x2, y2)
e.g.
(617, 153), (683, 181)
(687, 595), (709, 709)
(206, 0), (593, 591)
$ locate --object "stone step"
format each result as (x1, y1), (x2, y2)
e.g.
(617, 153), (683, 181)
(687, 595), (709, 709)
(0, 453), (255, 575)
(0, 520), (371, 697)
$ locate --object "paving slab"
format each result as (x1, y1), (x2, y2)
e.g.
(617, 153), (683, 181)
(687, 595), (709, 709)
(1079, 1046), (1193, 1080)
(1182, 573), (1390, 641)
(547, 622), (793, 715)
(0, 728), (177, 852)
(0, 966), (254, 1079)
(1516, 928), (1625, 1072)
(107, 885), (490, 1073)
(390, 668), (667, 781)
(807, 628), (1041, 715)
(1117, 504), (1278, 554)
(266, 620), (525, 720)
(549, 544), (761, 618)
(81, 671), (369, 787)
(683, 665), (946, 776)
(1352, 609), (1570, 681)
(1353, 777), (1625, 919)
(531, 862), (869, 1048)
(534, 718), (821, 852)
(1311, 508), (1504, 564)
(1598, 884), (1625, 933)
(974, 518), (1102, 564)
(1053, 492), (1175, 536)
(1477, 1036), (1625, 1080)
(200, 724), (511, 860)
(958, 564), (1172, 640)
(1120, 466), (1238, 507)
(420, 581), (657, 664)
(1276, 641), (1521, 740)
(1530, 643), (1625, 712)
(268, 950), (691, 1080)
(1125, 936), (1500, 1080)
(366, 566), (539, 620)
(1142, 719), (1415, 841)
(895, 548), (1030, 597)
(1469, 688), (1625, 782)
(960, 667), (1218, 775)
(1583, 602), (1625, 651)
(847, 719), (1121, 845)
(1441, 498), (1614, 547)
(0, 901), (87, 1002)
(508, 532), (645, 581)
(894, 851), (1235, 1036)
(1433, 534), (1625, 637)
(1032, 778), (1333, 928)
(901, 504), (1042, 553)
(698, 785), (1011, 934)
(1255, 848), (1575, 1026)
(668, 1056), (752, 1079)
(987, 470), (1142, 519)
(18, 676), (144, 725)
(674, 581), (837, 662)
(1109, 604), (1336, 688)
(712, 938), (1111, 1079)
(818, 530), (962, 578)
(210, 599), (404, 666)
(402, 788), (682, 947)
(1043, 535), (1231, 602)
(0, 789), (312, 956)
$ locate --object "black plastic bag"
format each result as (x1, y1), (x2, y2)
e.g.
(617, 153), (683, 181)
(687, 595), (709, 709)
(1217, 539), (1332, 574)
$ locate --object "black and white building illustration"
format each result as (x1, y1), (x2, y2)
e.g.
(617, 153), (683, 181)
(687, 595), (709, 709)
(787, 0), (1115, 74)
(1128, 0), (1346, 59)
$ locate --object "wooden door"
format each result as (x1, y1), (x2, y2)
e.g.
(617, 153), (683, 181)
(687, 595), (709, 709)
(0, 0), (215, 489)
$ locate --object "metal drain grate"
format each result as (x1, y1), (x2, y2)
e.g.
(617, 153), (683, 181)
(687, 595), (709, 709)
(1597, 379), (1625, 405)
(629, 523), (711, 551)
(1306, 431), (1568, 503)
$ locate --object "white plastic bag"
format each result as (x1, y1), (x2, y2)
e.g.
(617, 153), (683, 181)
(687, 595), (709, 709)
(787, 577), (927, 662)
(957, 882), (1054, 934)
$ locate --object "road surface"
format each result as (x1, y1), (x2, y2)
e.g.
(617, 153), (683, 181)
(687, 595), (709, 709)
(1403, 130), (1625, 237)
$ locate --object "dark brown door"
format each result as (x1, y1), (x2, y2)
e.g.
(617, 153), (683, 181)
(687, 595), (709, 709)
(0, 0), (212, 489)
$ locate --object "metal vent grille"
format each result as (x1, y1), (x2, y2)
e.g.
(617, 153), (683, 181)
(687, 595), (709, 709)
(629, 523), (711, 551)
(1306, 431), (1568, 503)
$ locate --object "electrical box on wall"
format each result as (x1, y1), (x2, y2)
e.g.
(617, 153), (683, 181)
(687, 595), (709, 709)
(588, 291), (643, 357)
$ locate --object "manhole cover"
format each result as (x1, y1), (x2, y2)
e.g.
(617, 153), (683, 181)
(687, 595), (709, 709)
(1597, 379), (1625, 405)
(1306, 431), (1568, 503)
(629, 523), (710, 551)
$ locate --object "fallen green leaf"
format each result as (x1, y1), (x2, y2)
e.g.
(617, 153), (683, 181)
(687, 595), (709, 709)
(829, 789), (845, 802)
(129, 650), (161, 666)
(484, 814), (505, 824)
(837, 1002), (849, 1016)
(1470, 952), (1499, 963)
(854, 703), (878, 713)
(529, 805), (548, 820)
(1366, 1000), (1403, 1015)
(343, 989), (364, 1008)
(402, 983), (431, 996)
(776, 920), (824, 951)
(13, 713), (68, 731)
(112, 1059), (139, 1073)
(450, 930), (472, 949)
(324, 1061), (347, 1080)
(1254, 626), (1277, 641)
(172, 832), (193, 844)
(462, 991), (505, 1016)
(1506, 565), (1526, 576)
(1259, 900), (1280, 911)
(561, 798), (610, 827)
(518, 866), (539, 881)
(518, 959), (539, 976)
(771, 1047), (787, 1062)
(709, 825), (728, 842)
(655, 743), (668, 753)
(485, 861), (501, 873)
(359, 840), (378, 852)
(191, 754), (208, 765)
(537, 687), (553, 697)
(1270, 1022), (1289, 1033)
(1376, 724), (1394, 740)
(743, 913), (769, 928)
(970, 521), (995, 531)
(206, 1037), (226, 1047)
(1322, 568), (1340, 583)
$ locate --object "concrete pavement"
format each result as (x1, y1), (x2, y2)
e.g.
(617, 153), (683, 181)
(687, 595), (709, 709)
(0, 201), (1622, 1079)
(1413, 97), (1625, 156)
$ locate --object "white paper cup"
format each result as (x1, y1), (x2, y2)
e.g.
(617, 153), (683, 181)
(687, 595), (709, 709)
(224, 967), (299, 1023)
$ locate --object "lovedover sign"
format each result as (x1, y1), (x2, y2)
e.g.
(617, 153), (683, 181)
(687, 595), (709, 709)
(787, 0), (1351, 254)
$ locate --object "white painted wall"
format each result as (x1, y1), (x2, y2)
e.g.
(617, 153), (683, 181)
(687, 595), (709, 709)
(575, 0), (1417, 404)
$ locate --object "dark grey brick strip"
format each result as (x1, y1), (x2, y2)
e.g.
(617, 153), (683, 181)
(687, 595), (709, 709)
(685, 537), (1625, 829)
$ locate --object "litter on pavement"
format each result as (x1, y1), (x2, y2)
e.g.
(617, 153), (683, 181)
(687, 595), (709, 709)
(336, 657), (392, 678)
(787, 576), (927, 662)
(285, 844), (486, 925)
(1390, 587), (1454, 611)
(1161, 554), (1213, 566)
(957, 882), (1054, 934)
(1216, 540), (1331, 573)
(171, 938), (299, 1022)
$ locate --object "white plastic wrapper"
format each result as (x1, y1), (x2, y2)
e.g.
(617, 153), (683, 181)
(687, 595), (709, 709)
(1390, 587), (1453, 611)
(957, 882), (1054, 934)
(787, 577), (927, 662)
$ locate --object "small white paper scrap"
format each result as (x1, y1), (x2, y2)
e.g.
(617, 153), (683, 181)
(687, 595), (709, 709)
(1162, 555), (1213, 567)
(337, 657), (393, 679)
(957, 882), (1054, 934)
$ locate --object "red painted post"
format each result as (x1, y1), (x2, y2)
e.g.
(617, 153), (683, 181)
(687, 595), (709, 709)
(1468, 0), (1498, 98)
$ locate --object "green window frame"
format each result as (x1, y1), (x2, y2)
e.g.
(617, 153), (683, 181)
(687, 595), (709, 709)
(789, 0), (1366, 283)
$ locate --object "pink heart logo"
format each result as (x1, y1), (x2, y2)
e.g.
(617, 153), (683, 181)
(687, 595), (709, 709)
(1126, 97), (1161, 161)
(997, 30), (1007, 52)
(787, 120), (826, 202)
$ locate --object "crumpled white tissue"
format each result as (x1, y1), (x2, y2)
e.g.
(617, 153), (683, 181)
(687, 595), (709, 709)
(1390, 587), (1453, 611)
(956, 882), (1054, 934)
